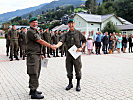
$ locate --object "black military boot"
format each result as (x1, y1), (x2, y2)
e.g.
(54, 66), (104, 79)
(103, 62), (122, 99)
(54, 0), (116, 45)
(22, 56), (25, 60)
(76, 79), (81, 91)
(47, 54), (51, 58)
(10, 57), (13, 61)
(31, 90), (44, 99)
(16, 56), (19, 60)
(29, 89), (42, 95)
(66, 78), (73, 90)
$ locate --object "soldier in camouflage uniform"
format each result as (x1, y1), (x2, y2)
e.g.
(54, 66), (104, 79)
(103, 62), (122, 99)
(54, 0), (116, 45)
(27, 17), (56, 99)
(21, 27), (27, 60)
(39, 28), (46, 58)
(5, 27), (11, 56)
(43, 27), (51, 58)
(51, 30), (60, 57)
(18, 27), (24, 57)
(55, 19), (86, 91)
(8, 24), (19, 61)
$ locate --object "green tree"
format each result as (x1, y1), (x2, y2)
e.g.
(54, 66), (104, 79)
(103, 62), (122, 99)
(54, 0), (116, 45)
(102, 21), (120, 33)
(115, 0), (133, 24)
(96, 1), (115, 15)
(85, 0), (97, 14)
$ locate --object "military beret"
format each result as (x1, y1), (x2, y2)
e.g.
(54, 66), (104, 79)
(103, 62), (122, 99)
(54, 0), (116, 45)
(45, 26), (49, 29)
(54, 30), (57, 32)
(12, 24), (16, 26)
(20, 27), (23, 29)
(8, 27), (10, 29)
(29, 17), (37, 23)
(40, 28), (43, 30)
(68, 19), (75, 23)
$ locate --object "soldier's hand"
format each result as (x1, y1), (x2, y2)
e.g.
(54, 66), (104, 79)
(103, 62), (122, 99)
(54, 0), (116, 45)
(76, 47), (82, 52)
(51, 45), (57, 50)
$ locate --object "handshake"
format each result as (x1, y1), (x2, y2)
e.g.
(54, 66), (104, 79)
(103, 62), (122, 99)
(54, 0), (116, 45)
(50, 44), (59, 51)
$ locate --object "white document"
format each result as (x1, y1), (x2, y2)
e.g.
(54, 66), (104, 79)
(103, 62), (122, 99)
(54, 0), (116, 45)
(68, 45), (82, 59)
(41, 58), (48, 67)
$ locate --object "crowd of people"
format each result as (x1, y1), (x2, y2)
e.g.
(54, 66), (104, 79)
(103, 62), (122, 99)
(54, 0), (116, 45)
(5, 24), (133, 61)
(84, 31), (133, 55)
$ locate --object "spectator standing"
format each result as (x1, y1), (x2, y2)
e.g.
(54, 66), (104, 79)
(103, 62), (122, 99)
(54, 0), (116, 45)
(117, 33), (122, 53)
(87, 32), (93, 55)
(122, 34), (128, 53)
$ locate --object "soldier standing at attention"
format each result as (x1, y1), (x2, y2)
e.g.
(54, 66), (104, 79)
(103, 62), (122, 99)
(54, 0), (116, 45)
(27, 17), (56, 99)
(5, 27), (11, 56)
(43, 26), (51, 58)
(8, 24), (19, 61)
(55, 19), (86, 91)
(21, 27), (27, 60)
(51, 30), (60, 57)
(39, 28), (46, 58)
(19, 27), (24, 58)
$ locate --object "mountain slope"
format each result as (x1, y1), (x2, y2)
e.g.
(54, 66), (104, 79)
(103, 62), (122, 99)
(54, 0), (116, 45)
(0, 3), (47, 23)
(22, 0), (85, 19)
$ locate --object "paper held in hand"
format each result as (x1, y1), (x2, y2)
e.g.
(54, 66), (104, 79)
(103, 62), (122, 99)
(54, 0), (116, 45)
(41, 58), (48, 67)
(68, 45), (82, 59)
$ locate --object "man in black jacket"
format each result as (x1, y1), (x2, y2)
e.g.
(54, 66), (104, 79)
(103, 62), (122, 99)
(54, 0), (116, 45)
(128, 34), (133, 53)
(102, 32), (109, 54)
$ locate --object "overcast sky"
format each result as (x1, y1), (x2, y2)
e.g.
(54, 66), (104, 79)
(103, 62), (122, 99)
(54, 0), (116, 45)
(0, 0), (55, 14)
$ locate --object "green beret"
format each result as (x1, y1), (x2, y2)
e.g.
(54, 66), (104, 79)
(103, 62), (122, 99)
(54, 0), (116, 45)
(46, 26), (49, 29)
(54, 30), (57, 32)
(29, 17), (37, 23)
(12, 24), (16, 26)
(68, 19), (74, 23)
(20, 27), (23, 29)
(40, 28), (43, 30)
(8, 27), (10, 29)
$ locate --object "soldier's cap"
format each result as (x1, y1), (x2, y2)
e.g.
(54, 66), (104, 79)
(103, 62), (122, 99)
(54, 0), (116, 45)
(29, 17), (37, 23)
(54, 30), (57, 32)
(17, 28), (20, 30)
(58, 30), (61, 31)
(67, 19), (75, 23)
(8, 27), (10, 29)
(40, 28), (43, 30)
(20, 27), (23, 29)
(45, 26), (49, 29)
(24, 27), (27, 29)
(12, 24), (16, 26)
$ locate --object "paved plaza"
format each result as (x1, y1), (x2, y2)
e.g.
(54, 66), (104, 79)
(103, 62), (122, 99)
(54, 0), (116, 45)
(0, 39), (133, 100)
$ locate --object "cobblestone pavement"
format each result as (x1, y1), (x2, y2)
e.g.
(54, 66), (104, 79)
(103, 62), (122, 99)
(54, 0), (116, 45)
(0, 39), (133, 100)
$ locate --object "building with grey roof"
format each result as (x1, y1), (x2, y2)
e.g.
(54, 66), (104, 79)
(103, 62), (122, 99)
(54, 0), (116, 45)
(74, 13), (132, 37)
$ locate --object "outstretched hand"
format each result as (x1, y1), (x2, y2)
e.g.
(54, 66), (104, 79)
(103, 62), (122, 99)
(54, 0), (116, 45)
(51, 45), (58, 50)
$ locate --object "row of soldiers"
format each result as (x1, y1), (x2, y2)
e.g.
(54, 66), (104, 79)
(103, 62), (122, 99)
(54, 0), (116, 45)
(5, 25), (27, 61)
(40, 27), (67, 58)
(5, 24), (67, 61)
